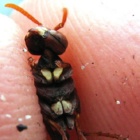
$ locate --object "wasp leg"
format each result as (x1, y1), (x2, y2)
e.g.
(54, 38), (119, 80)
(63, 89), (80, 130)
(75, 114), (87, 140)
(44, 120), (63, 140)
(39, 99), (68, 140)
(49, 120), (68, 140)
(28, 57), (36, 68)
(54, 60), (73, 82)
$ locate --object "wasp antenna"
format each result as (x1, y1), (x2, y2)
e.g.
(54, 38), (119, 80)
(62, 8), (68, 26)
(5, 3), (42, 26)
(54, 8), (68, 30)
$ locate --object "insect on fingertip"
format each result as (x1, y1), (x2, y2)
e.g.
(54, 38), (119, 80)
(5, 3), (87, 140)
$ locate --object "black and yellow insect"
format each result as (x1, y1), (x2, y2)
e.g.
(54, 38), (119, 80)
(5, 3), (87, 140)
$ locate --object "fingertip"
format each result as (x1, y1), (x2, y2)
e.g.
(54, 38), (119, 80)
(0, 14), (47, 140)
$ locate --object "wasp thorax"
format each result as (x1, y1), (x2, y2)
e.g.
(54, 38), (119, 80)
(25, 26), (68, 55)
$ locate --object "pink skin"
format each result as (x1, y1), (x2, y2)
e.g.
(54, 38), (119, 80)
(0, 0), (140, 140)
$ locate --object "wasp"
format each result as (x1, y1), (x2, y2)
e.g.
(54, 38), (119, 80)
(5, 3), (87, 140)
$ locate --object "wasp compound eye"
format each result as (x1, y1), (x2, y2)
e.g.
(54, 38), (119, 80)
(47, 30), (68, 55)
(25, 27), (46, 55)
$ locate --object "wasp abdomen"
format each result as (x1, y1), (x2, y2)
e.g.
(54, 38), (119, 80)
(32, 51), (80, 140)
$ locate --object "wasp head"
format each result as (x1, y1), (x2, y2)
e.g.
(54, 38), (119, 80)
(25, 26), (68, 55)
